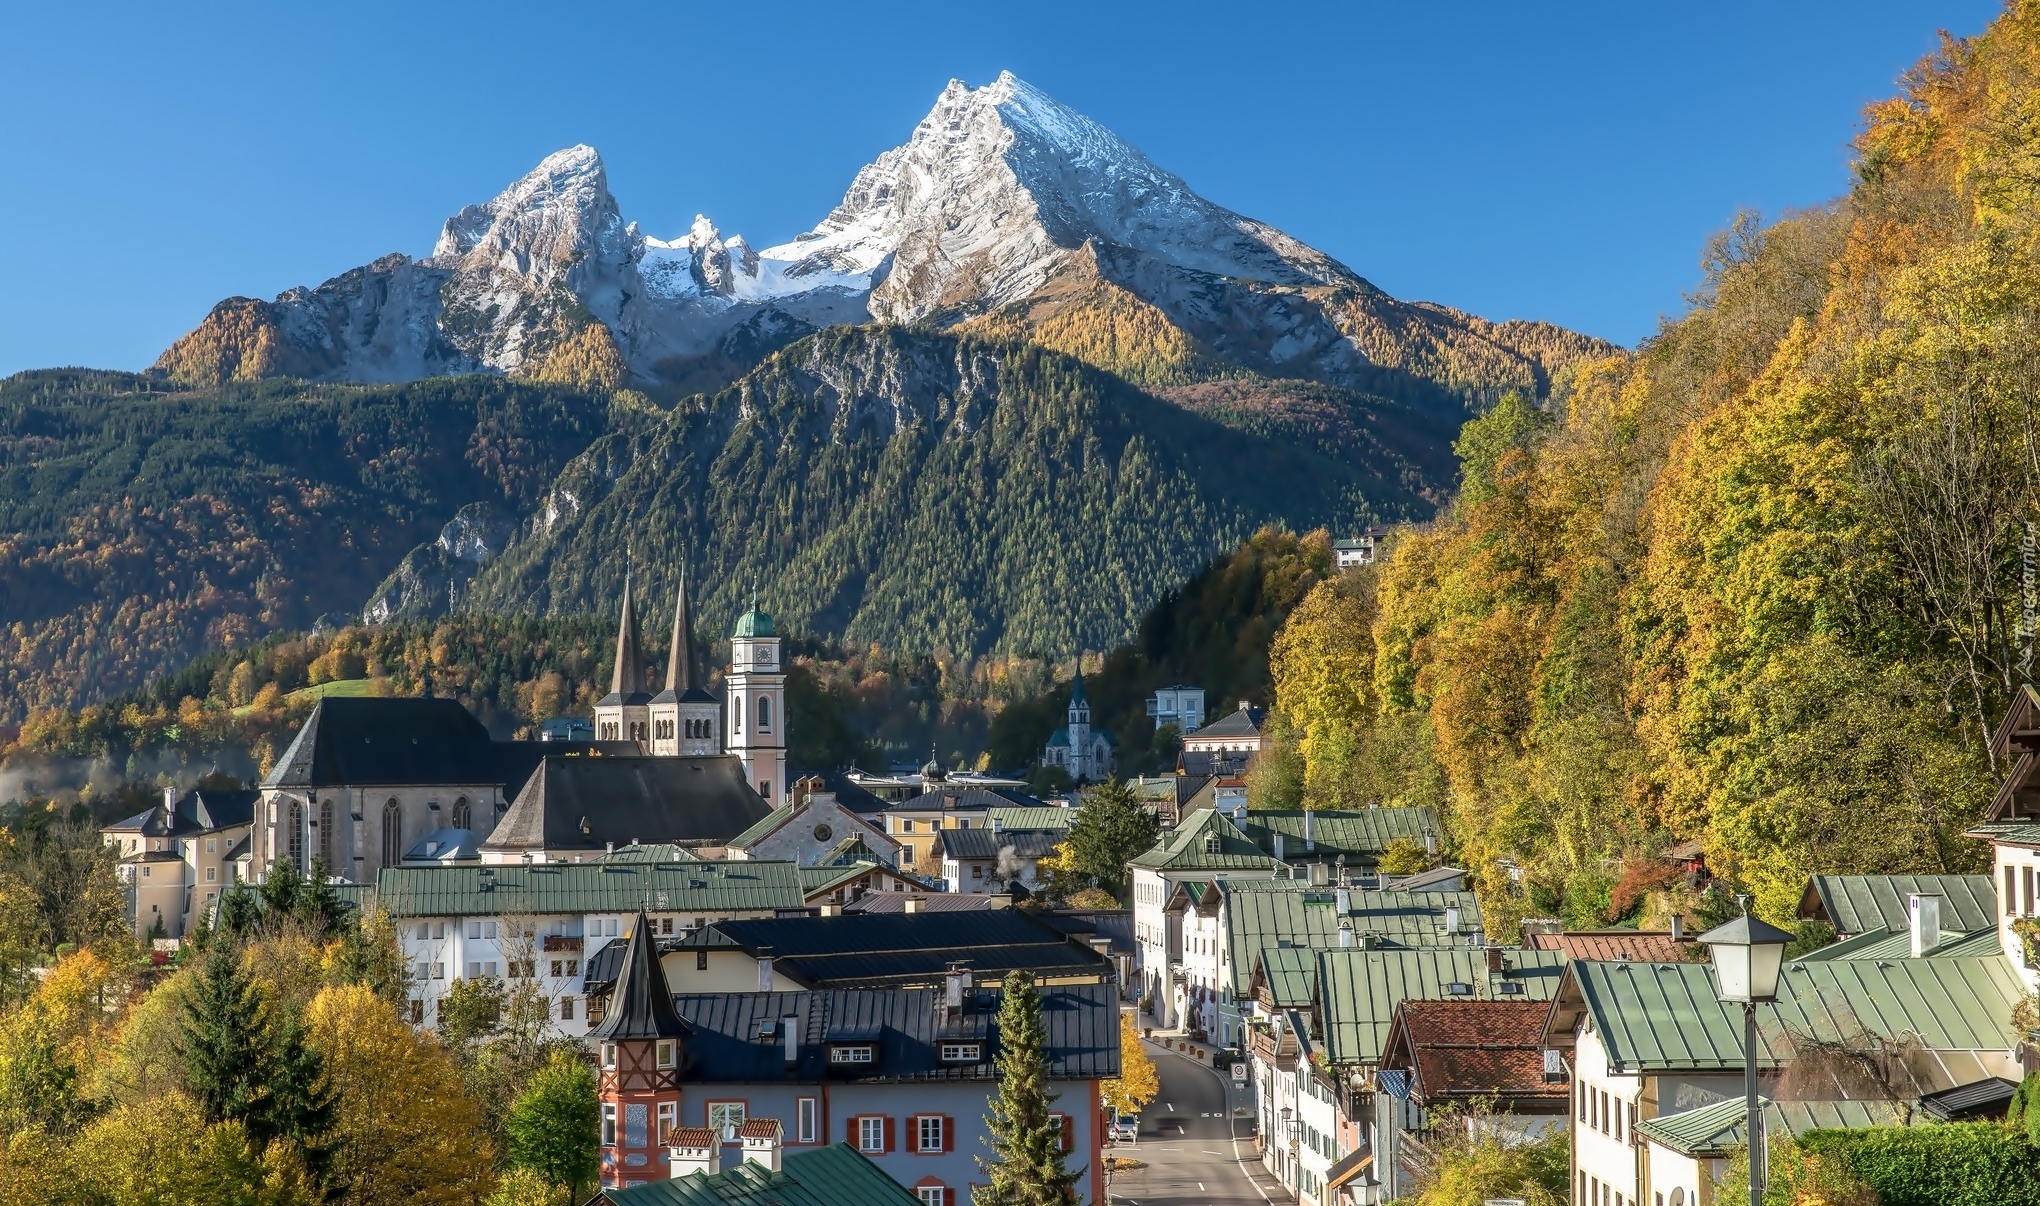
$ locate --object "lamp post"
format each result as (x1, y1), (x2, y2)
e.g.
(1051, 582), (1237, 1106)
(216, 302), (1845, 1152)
(1697, 897), (1792, 1206)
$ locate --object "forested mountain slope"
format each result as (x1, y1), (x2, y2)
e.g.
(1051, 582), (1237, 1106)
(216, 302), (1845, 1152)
(1265, 6), (2040, 926)
(0, 372), (612, 721)
(457, 327), (1453, 658)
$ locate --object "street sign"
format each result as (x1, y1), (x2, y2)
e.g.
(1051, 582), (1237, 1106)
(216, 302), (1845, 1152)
(1231, 1061), (1247, 1083)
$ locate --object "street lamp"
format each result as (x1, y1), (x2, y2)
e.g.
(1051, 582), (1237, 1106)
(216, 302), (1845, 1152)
(1698, 896), (1791, 1206)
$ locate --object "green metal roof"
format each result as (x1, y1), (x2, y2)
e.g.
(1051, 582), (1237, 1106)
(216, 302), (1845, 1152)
(1220, 882), (1484, 996)
(1257, 946), (1320, 1008)
(1795, 927), (2005, 962)
(1315, 948), (1566, 1066)
(1568, 954), (2026, 1074)
(988, 806), (1074, 830)
(1969, 820), (2040, 846)
(602, 1143), (922, 1206)
(1129, 807), (1281, 872)
(732, 606), (776, 638)
(1633, 1096), (1918, 1157)
(1803, 875), (1997, 934)
(1239, 808), (1439, 860)
(729, 805), (795, 849)
(374, 860), (807, 917)
(595, 843), (703, 863)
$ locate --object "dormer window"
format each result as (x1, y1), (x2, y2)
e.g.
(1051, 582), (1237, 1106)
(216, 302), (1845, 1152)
(1204, 834), (1222, 854)
(1445, 981), (1475, 996)
(829, 1044), (875, 1064)
(940, 1042), (981, 1062)
(656, 1039), (677, 1068)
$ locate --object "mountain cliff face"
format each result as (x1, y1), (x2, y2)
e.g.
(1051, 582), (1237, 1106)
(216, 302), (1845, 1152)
(154, 73), (1616, 406)
(454, 326), (1457, 658)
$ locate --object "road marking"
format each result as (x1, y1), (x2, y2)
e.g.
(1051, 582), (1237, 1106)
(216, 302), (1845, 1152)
(1168, 1103), (1176, 1111)
(1197, 1183), (1205, 1192)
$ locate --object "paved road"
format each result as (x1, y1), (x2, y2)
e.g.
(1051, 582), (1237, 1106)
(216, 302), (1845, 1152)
(1106, 1039), (1288, 1206)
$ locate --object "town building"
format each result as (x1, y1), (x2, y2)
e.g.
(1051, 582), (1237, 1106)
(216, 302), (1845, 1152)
(934, 824), (1063, 895)
(648, 570), (721, 758)
(1128, 808), (1282, 1026)
(1331, 526), (1394, 570)
(586, 909), (1117, 1204)
(480, 754), (773, 864)
(798, 862), (925, 910)
(1145, 685), (1206, 734)
(1541, 941), (2026, 1206)
(593, 1134), (928, 1206)
(1371, 1000), (1568, 1199)
(726, 602), (788, 808)
(375, 859), (808, 1034)
(1797, 872), (1997, 939)
(1633, 1097), (1918, 1206)
(729, 780), (903, 869)
(876, 772), (1043, 880)
(1042, 673), (1114, 782)
(104, 785), (256, 938)
(1180, 702), (1267, 756)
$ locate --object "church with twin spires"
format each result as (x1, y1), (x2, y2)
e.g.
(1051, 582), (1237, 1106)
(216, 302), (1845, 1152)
(592, 568), (789, 808)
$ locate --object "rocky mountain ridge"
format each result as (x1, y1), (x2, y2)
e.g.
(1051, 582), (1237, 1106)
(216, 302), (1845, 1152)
(154, 73), (1617, 405)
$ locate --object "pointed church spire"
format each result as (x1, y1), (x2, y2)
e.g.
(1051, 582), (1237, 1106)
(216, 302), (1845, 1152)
(587, 908), (688, 1040)
(610, 564), (645, 696)
(666, 566), (696, 693)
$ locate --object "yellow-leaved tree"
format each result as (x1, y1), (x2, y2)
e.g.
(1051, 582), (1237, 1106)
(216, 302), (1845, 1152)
(1100, 1014), (1159, 1118)
(305, 983), (497, 1206)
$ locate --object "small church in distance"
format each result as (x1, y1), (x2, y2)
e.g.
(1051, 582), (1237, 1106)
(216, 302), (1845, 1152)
(593, 570), (789, 808)
(1042, 672), (1115, 782)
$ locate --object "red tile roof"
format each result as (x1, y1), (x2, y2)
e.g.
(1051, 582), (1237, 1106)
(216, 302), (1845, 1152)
(1384, 1000), (1569, 1103)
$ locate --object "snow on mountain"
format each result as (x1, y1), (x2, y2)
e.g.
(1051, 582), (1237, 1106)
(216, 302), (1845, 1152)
(156, 71), (1606, 401)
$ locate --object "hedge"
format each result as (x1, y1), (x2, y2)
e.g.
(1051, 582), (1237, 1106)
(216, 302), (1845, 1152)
(1798, 1123), (2040, 1206)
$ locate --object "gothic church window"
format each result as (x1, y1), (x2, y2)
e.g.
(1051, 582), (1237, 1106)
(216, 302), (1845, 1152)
(383, 799), (403, 867)
(758, 696), (772, 732)
(452, 797), (471, 831)
(287, 802), (304, 869)
(318, 799), (333, 868)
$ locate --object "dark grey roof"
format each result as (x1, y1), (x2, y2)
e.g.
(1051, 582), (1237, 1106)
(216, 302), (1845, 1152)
(605, 568), (648, 701)
(1188, 705), (1265, 739)
(260, 698), (628, 793)
(703, 910), (1114, 989)
(1178, 751), (1249, 778)
(1920, 1076), (2020, 1121)
(666, 982), (1119, 1083)
(937, 828), (1066, 861)
(482, 755), (771, 855)
(894, 787), (1042, 812)
(106, 788), (258, 838)
(590, 909), (690, 1041)
(809, 771), (892, 816)
(841, 892), (1000, 914)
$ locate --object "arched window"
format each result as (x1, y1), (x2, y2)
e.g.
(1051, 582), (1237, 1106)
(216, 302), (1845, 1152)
(758, 696), (772, 732)
(318, 799), (334, 869)
(286, 801), (304, 870)
(382, 799), (403, 867)
(452, 797), (471, 831)
(732, 696), (743, 734)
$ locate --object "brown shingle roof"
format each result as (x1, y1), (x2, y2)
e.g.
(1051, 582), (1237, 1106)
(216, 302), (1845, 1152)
(1382, 999), (1568, 1103)
(1524, 930), (1704, 963)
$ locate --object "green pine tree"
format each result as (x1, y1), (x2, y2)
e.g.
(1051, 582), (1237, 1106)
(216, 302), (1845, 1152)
(1064, 779), (1159, 902)
(257, 1008), (336, 1182)
(297, 856), (345, 934)
(216, 876), (260, 936)
(259, 858), (303, 919)
(976, 972), (1081, 1206)
(176, 942), (270, 1131)
(505, 1048), (601, 1197)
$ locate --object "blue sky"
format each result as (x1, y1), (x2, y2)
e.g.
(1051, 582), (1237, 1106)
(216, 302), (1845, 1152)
(0, 1), (2000, 376)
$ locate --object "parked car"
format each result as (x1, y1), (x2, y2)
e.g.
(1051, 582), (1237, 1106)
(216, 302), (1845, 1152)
(1112, 1116), (1139, 1143)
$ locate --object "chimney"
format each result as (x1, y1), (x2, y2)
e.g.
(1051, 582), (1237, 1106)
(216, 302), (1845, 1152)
(1423, 828), (1438, 857)
(740, 1118), (784, 1172)
(1304, 810), (1316, 852)
(1444, 905), (1461, 936)
(904, 895), (924, 915)
(946, 963), (969, 1014)
(1486, 946), (1504, 974)
(783, 1014), (800, 1064)
(757, 948), (775, 991)
(668, 1128), (722, 1178)
(1238, 700), (1250, 713)
(1910, 894), (1942, 958)
(991, 814), (1004, 834)
(163, 785), (177, 813)
(606, 840), (615, 855)
(1669, 914), (1684, 943)
(1272, 833), (1285, 862)
(1338, 921), (1355, 949)
(1335, 886), (1351, 914)
(819, 903), (840, 917)
(1309, 861), (1329, 887)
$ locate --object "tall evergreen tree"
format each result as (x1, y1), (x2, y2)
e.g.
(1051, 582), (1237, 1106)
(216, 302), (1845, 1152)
(176, 943), (269, 1130)
(259, 858), (304, 920)
(297, 856), (345, 934)
(976, 972), (1081, 1206)
(257, 1009), (336, 1182)
(1063, 779), (1159, 901)
(216, 876), (259, 937)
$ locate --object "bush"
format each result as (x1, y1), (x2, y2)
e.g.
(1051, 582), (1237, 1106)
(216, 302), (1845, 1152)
(1799, 1123), (2040, 1206)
